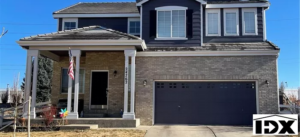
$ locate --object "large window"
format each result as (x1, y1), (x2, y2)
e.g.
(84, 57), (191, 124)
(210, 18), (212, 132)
(155, 6), (187, 40)
(206, 9), (221, 36)
(242, 8), (257, 35)
(62, 18), (78, 30)
(224, 9), (239, 36)
(61, 68), (85, 93)
(128, 18), (140, 35)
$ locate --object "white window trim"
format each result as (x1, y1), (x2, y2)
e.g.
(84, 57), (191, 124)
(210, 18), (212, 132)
(242, 8), (258, 36)
(155, 6), (188, 11)
(155, 6), (187, 40)
(127, 18), (141, 35)
(60, 68), (85, 94)
(223, 9), (239, 36)
(62, 18), (78, 31)
(206, 9), (221, 36)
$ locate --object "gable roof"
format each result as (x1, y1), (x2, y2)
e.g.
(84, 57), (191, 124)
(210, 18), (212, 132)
(19, 26), (140, 41)
(54, 2), (139, 14)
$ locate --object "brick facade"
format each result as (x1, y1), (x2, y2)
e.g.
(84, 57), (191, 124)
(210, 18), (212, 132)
(135, 56), (278, 125)
(52, 53), (278, 126)
(51, 52), (125, 116)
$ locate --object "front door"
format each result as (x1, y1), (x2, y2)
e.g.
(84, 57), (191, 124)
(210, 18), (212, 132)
(90, 71), (108, 109)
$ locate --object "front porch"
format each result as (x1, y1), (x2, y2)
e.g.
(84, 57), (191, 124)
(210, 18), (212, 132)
(17, 26), (146, 124)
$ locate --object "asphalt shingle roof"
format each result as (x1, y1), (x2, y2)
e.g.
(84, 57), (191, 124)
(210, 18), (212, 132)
(144, 42), (279, 51)
(54, 2), (139, 14)
(20, 26), (140, 41)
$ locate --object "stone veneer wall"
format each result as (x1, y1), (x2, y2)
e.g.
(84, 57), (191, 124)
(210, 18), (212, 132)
(51, 52), (125, 116)
(135, 56), (278, 125)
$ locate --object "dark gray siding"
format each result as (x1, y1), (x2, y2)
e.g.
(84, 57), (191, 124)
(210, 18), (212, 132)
(203, 7), (264, 43)
(78, 18), (128, 33)
(58, 18), (62, 31)
(142, 0), (201, 47)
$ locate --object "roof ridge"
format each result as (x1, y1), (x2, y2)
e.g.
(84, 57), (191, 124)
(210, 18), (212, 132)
(53, 2), (82, 14)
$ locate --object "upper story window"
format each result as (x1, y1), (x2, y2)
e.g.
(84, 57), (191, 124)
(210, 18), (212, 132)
(62, 18), (78, 30)
(128, 18), (140, 35)
(155, 6), (187, 40)
(242, 8), (257, 35)
(206, 9), (221, 36)
(224, 9), (239, 36)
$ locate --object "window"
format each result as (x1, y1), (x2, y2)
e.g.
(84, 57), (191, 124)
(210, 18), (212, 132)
(64, 22), (76, 30)
(62, 18), (78, 30)
(206, 9), (221, 36)
(61, 69), (85, 93)
(155, 6), (187, 40)
(242, 8), (257, 35)
(224, 9), (239, 36)
(128, 18), (140, 35)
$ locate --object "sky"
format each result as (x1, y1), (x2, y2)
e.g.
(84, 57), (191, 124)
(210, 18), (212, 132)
(0, 0), (299, 89)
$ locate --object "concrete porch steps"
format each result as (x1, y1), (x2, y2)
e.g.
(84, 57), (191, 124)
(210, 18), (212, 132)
(60, 124), (98, 130)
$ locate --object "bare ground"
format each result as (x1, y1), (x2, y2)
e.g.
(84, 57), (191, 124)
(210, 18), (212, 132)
(0, 129), (147, 137)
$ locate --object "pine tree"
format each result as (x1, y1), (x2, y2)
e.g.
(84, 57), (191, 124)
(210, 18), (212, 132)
(21, 56), (53, 103)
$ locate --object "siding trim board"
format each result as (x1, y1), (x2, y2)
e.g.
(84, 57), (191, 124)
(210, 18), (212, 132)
(53, 13), (140, 18)
(136, 50), (279, 57)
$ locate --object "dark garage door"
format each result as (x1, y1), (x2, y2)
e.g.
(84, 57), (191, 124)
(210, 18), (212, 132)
(155, 82), (257, 125)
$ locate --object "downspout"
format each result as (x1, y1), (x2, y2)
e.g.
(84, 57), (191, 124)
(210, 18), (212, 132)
(201, 4), (204, 46)
(140, 5), (143, 39)
(263, 8), (267, 41)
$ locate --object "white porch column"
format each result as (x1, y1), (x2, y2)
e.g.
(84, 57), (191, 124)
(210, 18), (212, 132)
(30, 50), (39, 119)
(66, 75), (73, 118)
(123, 55), (129, 116)
(24, 50), (39, 119)
(67, 50), (81, 119)
(123, 50), (136, 120)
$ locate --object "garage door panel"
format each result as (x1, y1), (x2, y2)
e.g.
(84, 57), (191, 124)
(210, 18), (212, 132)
(155, 82), (256, 125)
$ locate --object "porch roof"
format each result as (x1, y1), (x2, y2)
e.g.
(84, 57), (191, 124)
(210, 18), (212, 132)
(17, 26), (146, 51)
(19, 26), (140, 41)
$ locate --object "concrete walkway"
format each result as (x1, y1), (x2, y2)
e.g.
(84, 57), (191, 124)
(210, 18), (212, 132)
(141, 125), (288, 137)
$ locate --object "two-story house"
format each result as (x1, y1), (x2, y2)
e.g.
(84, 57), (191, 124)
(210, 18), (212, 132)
(17, 0), (279, 127)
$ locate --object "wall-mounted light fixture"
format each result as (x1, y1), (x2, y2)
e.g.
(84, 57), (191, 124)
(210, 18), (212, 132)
(143, 80), (147, 86)
(265, 80), (269, 87)
(114, 70), (117, 77)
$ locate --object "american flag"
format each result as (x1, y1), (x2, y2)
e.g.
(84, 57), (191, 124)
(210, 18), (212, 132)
(68, 50), (74, 80)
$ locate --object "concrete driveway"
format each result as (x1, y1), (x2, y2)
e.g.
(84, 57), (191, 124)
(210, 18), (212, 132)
(142, 125), (288, 137)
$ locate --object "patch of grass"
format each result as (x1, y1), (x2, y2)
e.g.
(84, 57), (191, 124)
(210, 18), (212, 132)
(0, 129), (147, 137)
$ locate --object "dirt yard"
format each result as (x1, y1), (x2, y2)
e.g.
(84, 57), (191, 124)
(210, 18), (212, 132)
(0, 129), (147, 137)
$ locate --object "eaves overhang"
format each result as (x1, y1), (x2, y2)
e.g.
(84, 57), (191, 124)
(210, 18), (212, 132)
(17, 40), (147, 51)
